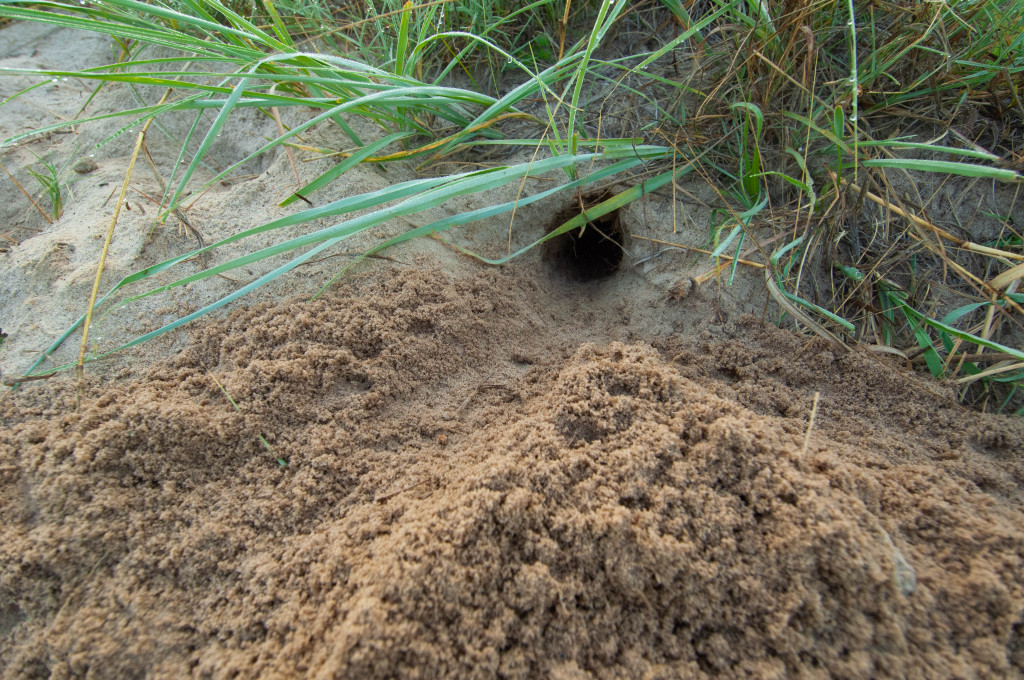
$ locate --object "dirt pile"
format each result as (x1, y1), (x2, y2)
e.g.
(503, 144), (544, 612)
(1, 268), (1023, 679)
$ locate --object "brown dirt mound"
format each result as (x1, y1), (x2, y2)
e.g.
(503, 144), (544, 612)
(1, 268), (1022, 679)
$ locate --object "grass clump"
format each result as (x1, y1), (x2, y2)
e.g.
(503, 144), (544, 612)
(0, 0), (1022, 412)
(26, 153), (68, 221)
(655, 0), (1024, 411)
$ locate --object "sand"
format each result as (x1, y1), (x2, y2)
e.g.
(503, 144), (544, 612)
(1, 19), (1023, 680)
(2, 266), (1023, 679)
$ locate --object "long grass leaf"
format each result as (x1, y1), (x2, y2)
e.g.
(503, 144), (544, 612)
(280, 131), (415, 207)
(455, 161), (696, 265)
(858, 158), (1021, 182)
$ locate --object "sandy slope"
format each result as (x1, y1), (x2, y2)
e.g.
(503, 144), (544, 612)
(2, 266), (1023, 679)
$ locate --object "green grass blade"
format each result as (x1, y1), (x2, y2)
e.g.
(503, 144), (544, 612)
(901, 303), (1024, 363)
(395, 0), (412, 76)
(780, 291), (856, 333)
(858, 158), (1021, 182)
(565, 0), (628, 157)
(279, 131), (416, 207)
(455, 160), (696, 265)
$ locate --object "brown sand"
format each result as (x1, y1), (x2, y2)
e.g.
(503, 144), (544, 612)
(1, 267), (1023, 679)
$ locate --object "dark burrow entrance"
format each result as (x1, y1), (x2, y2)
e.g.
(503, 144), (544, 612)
(542, 198), (626, 283)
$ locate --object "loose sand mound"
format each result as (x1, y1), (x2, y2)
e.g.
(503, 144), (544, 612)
(1, 267), (1022, 679)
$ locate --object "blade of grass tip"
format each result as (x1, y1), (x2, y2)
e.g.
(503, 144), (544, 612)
(168, 81), (508, 203)
(631, 3), (730, 71)
(907, 317), (945, 378)
(46, 234), (348, 376)
(2, 95), (205, 150)
(395, 1), (412, 77)
(483, 52), (596, 134)
(998, 385), (1018, 413)
(565, 0), (627, 157)
(858, 158), (1022, 182)
(261, 0), (294, 47)
(13, 151), (449, 383)
(901, 301), (1024, 364)
(0, 4), (260, 61)
(162, 63), (260, 217)
(6, 133), (337, 383)
(782, 112), (854, 156)
(78, 91), (169, 386)
(148, 150), (643, 316)
(83, 177), (455, 317)
(767, 238), (854, 344)
(856, 140), (1001, 161)
(174, 0), (254, 49)
(941, 301), (993, 325)
(159, 108), (206, 210)
(133, 173), (455, 291)
(710, 224), (744, 259)
(658, 0), (692, 26)
(770, 236), (805, 266)
(72, 44), (135, 123)
(201, 0), (271, 38)
(728, 232), (745, 285)
(452, 160), (696, 266)
(780, 290), (856, 333)
(280, 131), (416, 206)
(505, 133), (551, 260)
(115, 0), (290, 51)
(1, 89), (214, 151)
(65, 174), (492, 359)
(765, 275), (851, 350)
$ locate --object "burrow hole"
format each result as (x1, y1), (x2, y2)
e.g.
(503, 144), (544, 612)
(542, 196), (627, 283)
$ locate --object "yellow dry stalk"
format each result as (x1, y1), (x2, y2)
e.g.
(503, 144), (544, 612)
(835, 173), (1024, 318)
(836, 173), (1023, 261)
(77, 90), (171, 383)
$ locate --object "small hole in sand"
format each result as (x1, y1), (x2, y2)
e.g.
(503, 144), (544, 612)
(543, 197), (626, 283)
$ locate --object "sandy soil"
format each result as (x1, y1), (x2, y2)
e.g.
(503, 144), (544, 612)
(2, 265), (1024, 678)
(1, 20), (1024, 680)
